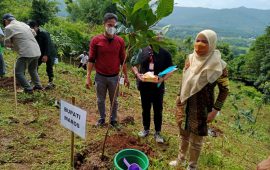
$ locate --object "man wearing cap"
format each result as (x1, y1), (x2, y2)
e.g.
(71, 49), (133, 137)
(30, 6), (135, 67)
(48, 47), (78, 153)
(28, 20), (57, 89)
(86, 13), (129, 127)
(2, 13), (42, 93)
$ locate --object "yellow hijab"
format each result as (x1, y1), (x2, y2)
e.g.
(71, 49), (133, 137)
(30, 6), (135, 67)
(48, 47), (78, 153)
(180, 29), (227, 103)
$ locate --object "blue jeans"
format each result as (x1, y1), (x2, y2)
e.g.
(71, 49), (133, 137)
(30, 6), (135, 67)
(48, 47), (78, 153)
(15, 57), (42, 91)
(0, 53), (5, 76)
(95, 73), (119, 122)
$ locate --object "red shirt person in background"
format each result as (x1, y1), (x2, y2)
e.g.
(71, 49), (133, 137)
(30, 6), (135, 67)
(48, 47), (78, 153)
(86, 13), (129, 127)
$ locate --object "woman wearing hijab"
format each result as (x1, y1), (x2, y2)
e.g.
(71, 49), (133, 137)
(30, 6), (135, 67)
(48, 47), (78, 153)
(169, 30), (229, 170)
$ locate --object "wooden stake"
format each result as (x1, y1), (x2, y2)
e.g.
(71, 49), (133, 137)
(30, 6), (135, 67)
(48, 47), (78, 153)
(13, 61), (17, 113)
(71, 97), (75, 170)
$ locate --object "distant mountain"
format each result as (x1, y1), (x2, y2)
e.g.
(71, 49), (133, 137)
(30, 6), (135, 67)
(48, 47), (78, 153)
(56, 0), (69, 17)
(55, 2), (270, 38)
(159, 6), (270, 38)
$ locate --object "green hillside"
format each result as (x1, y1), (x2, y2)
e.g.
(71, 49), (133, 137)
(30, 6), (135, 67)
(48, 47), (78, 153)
(0, 51), (269, 169)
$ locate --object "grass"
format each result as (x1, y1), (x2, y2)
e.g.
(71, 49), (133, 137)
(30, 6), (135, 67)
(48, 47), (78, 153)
(0, 51), (269, 170)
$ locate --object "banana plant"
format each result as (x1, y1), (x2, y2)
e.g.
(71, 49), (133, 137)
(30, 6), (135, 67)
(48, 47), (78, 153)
(113, 0), (174, 61)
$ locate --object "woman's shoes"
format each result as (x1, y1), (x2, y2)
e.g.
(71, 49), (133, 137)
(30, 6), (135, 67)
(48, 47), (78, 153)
(169, 158), (186, 167)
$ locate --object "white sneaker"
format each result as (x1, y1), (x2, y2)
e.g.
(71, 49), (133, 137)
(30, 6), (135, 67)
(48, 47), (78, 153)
(154, 132), (164, 143)
(169, 160), (179, 166)
(138, 130), (150, 137)
(169, 159), (186, 167)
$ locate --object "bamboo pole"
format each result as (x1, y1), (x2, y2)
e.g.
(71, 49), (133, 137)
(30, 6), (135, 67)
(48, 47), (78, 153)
(70, 97), (75, 170)
(13, 60), (17, 113)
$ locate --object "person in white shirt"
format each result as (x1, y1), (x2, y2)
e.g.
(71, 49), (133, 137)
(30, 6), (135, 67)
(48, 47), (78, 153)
(77, 51), (88, 70)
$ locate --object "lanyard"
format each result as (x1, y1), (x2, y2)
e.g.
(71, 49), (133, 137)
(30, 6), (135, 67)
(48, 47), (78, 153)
(148, 47), (154, 71)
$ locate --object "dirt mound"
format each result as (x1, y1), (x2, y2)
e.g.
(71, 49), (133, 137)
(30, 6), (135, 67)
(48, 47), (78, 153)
(106, 132), (155, 157)
(76, 132), (155, 170)
(120, 116), (135, 125)
(0, 77), (19, 90)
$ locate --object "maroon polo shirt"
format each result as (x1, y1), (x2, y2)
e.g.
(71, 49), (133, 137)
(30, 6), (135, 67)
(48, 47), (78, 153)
(88, 34), (126, 76)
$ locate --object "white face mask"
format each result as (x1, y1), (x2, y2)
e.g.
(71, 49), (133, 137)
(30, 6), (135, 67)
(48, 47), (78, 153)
(106, 26), (116, 35)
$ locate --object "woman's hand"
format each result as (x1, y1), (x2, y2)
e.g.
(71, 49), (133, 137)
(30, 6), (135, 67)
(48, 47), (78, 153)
(175, 96), (185, 128)
(158, 77), (164, 83)
(158, 71), (174, 83)
(136, 73), (144, 82)
(207, 109), (218, 123)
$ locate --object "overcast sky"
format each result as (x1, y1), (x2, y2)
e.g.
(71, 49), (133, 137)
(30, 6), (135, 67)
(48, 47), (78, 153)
(174, 0), (270, 10)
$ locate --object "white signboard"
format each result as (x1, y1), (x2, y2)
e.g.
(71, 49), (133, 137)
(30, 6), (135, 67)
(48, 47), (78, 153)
(119, 77), (125, 85)
(0, 27), (4, 36)
(60, 100), (87, 139)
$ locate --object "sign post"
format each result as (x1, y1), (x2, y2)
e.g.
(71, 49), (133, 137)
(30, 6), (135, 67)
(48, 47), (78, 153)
(71, 97), (75, 170)
(71, 131), (74, 170)
(60, 97), (87, 170)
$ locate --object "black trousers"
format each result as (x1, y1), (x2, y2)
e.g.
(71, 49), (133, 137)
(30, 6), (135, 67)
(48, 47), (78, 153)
(78, 63), (87, 70)
(38, 56), (54, 82)
(139, 87), (164, 132)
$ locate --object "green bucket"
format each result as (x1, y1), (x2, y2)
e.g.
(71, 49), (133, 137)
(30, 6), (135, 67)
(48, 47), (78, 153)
(114, 148), (149, 170)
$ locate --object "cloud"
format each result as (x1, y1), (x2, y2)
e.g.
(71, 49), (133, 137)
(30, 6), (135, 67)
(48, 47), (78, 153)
(175, 0), (270, 9)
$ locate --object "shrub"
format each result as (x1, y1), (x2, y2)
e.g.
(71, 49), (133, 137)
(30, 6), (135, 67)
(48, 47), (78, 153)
(43, 18), (103, 59)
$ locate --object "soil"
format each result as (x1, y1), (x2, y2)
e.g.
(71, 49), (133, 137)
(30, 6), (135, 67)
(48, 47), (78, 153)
(86, 110), (98, 125)
(76, 132), (155, 170)
(119, 92), (133, 98)
(0, 77), (19, 90)
(120, 116), (135, 125)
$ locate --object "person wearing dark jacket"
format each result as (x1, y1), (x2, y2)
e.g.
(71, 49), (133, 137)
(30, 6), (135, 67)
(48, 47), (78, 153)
(131, 45), (174, 143)
(29, 20), (57, 89)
